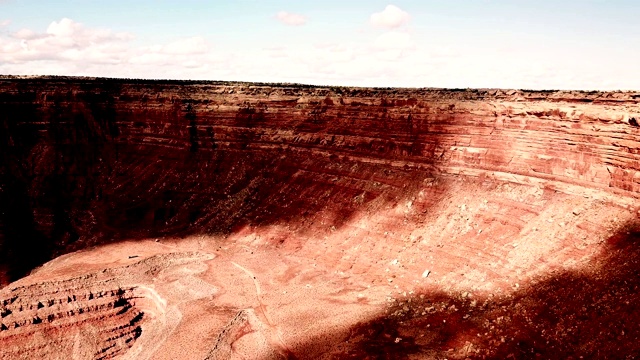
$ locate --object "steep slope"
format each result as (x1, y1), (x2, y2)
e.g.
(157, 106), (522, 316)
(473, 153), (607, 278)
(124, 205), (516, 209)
(1, 77), (639, 358)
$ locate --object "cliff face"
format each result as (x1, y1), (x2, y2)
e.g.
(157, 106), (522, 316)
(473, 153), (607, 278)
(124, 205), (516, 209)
(2, 78), (640, 359)
(1, 78), (639, 282)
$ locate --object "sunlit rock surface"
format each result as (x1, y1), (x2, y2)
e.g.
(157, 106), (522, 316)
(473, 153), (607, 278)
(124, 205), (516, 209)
(1, 77), (639, 359)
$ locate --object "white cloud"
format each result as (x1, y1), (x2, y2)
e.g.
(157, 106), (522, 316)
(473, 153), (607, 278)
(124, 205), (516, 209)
(1, 18), (134, 64)
(46, 18), (133, 44)
(0, 17), (638, 90)
(0, 18), (225, 79)
(370, 5), (410, 29)
(11, 28), (43, 40)
(0, 21), (143, 81)
(46, 18), (80, 37)
(276, 11), (307, 26)
(0, 19), (10, 27)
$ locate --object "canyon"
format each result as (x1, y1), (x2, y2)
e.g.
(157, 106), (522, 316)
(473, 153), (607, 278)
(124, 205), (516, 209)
(1, 76), (639, 359)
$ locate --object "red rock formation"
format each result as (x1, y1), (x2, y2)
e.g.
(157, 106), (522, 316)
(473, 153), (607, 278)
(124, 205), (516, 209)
(1, 77), (639, 359)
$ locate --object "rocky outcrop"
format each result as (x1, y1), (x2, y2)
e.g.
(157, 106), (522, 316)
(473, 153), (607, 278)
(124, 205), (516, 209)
(1, 77), (639, 284)
(0, 251), (214, 360)
(0, 285), (143, 360)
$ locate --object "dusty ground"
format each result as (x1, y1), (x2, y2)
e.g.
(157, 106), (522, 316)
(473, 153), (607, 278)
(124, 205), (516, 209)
(2, 177), (639, 359)
(2, 79), (640, 358)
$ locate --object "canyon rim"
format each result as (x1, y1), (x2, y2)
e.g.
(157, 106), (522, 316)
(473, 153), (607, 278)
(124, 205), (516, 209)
(1, 76), (640, 359)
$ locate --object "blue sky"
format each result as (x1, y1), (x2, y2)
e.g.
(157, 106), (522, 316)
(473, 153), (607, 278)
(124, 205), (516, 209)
(1, 1), (638, 89)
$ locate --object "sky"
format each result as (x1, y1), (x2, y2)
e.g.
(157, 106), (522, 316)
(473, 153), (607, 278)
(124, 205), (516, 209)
(0, 0), (639, 89)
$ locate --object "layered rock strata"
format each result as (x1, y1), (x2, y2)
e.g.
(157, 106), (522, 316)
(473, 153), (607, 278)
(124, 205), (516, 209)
(1, 77), (640, 358)
(1, 77), (638, 282)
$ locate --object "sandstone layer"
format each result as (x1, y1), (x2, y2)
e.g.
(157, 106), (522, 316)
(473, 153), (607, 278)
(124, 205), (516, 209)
(1, 77), (639, 358)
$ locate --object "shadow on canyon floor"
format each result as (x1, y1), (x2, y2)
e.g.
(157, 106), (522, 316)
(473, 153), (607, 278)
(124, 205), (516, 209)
(0, 81), (448, 283)
(302, 221), (640, 359)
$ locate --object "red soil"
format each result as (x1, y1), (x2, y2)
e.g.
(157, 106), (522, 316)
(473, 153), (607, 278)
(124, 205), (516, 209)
(1, 77), (639, 359)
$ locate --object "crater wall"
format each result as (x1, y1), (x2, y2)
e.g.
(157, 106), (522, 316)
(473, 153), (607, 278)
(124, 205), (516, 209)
(1, 77), (639, 283)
